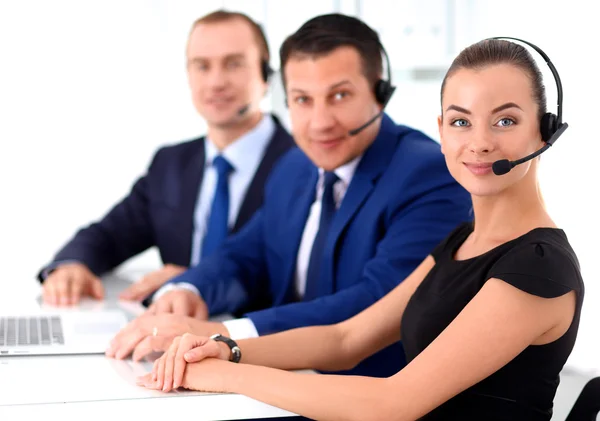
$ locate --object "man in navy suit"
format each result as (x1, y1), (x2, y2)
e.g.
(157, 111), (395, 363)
(37, 10), (294, 307)
(107, 14), (473, 377)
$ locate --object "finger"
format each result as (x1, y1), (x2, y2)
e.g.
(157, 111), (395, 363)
(172, 293), (193, 317)
(114, 329), (148, 360)
(163, 340), (179, 392)
(154, 296), (173, 315)
(152, 357), (160, 382)
(105, 321), (135, 357)
(183, 341), (219, 363)
(156, 352), (167, 391)
(193, 302), (208, 320)
(89, 277), (104, 300)
(106, 319), (146, 359)
(42, 281), (57, 305)
(118, 283), (143, 301)
(135, 373), (153, 388)
(55, 278), (71, 306)
(119, 272), (159, 301)
(132, 336), (154, 362)
(174, 335), (197, 389)
(70, 279), (84, 305)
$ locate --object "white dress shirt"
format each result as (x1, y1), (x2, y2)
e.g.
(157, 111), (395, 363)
(223, 155), (362, 339)
(153, 114), (275, 303)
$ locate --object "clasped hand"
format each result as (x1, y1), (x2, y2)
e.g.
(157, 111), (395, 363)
(136, 333), (230, 392)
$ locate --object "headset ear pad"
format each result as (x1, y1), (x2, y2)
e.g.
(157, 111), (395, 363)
(374, 79), (395, 106)
(540, 112), (558, 142)
(261, 60), (274, 83)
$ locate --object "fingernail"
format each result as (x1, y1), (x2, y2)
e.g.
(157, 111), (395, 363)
(173, 382), (179, 389)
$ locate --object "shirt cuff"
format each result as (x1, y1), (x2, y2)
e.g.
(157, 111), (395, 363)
(152, 282), (201, 302)
(222, 318), (259, 340)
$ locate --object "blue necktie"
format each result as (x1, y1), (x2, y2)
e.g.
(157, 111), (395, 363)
(304, 171), (339, 301)
(201, 155), (234, 258)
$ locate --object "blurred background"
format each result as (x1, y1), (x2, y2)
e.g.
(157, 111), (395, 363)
(0, 0), (597, 387)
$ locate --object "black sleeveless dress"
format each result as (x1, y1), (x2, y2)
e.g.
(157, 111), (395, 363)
(401, 222), (585, 420)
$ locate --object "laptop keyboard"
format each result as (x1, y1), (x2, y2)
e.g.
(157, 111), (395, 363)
(0, 316), (64, 347)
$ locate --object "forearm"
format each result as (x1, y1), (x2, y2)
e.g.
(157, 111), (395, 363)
(228, 364), (400, 421)
(237, 324), (356, 372)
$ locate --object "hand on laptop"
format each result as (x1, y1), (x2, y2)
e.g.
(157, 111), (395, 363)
(105, 313), (228, 362)
(119, 264), (187, 301)
(137, 333), (229, 392)
(42, 263), (104, 306)
(147, 289), (209, 320)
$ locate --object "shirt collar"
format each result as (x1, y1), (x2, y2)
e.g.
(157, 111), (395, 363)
(317, 154), (362, 189)
(205, 114), (275, 173)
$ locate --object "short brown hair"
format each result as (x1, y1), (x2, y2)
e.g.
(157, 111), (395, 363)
(441, 39), (547, 120)
(189, 9), (270, 63)
(279, 13), (383, 88)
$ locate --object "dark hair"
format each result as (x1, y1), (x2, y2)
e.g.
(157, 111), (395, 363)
(440, 39), (547, 120)
(190, 9), (270, 63)
(279, 13), (383, 87)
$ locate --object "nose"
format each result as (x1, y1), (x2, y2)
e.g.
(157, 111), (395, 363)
(308, 101), (337, 133)
(206, 68), (228, 90)
(468, 126), (495, 154)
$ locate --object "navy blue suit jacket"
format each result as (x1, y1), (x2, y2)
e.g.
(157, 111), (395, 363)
(38, 115), (294, 280)
(169, 114), (473, 378)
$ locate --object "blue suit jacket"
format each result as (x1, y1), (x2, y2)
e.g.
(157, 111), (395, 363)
(38, 115), (294, 280)
(169, 114), (473, 377)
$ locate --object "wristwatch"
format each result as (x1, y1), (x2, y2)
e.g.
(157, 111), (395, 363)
(210, 333), (242, 363)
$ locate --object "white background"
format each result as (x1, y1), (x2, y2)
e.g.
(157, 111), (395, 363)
(0, 0), (597, 372)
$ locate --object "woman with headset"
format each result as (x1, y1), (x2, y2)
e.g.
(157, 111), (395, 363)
(136, 22), (584, 421)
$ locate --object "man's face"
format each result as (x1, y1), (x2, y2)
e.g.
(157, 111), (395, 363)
(186, 18), (267, 128)
(284, 46), (382, 171)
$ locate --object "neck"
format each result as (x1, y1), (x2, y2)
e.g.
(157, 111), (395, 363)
(208, 111), (263, 151)
(470, 167), (554, 243)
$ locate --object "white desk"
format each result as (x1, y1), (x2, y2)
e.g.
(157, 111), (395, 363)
(0, 273), (298, 420)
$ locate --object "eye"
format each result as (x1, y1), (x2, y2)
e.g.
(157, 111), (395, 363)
(333, 91), (349, 101)
(226, 60), (243, 69)
(294, 96), (309, 105)
(192, 62), (208, 71)
(496, 117), (516, 127)
(451, 119), (470, 127)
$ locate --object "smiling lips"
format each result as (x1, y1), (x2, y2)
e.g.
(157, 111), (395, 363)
(206, 96), (234, 108)
(313, 136), (345, 149)
(464, 161), (494, 175)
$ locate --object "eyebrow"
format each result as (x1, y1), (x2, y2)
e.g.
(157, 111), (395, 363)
(290, 80), (353, 94)
(445, 102), (523, 114)
(188, 53), (246, 63)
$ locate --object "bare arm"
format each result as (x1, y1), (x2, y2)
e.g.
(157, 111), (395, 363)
(233, 256), (435, 372)
(180, 277), (576, 421)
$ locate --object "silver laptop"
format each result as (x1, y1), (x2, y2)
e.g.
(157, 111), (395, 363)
(0, 273), (138, 357)
(0, 309), (128, 356)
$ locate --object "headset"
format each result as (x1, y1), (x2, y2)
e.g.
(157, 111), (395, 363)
(261, 59), (274, 83)
(488, 37), (569, 175)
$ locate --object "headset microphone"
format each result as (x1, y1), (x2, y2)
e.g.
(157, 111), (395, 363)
(237, 103), (251, 116)
(348, 109), (385, 136)
(492, 123), (568, 175)
(488, 37), (568, 176)
(347, 41), (396, 137)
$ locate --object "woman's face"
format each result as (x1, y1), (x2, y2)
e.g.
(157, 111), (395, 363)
(438, 64), (544, 197)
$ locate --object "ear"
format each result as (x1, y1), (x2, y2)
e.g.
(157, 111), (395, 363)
(437, 115), (445, 154)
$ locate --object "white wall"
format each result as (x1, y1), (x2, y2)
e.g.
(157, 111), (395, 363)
(0, 0), (598, 372)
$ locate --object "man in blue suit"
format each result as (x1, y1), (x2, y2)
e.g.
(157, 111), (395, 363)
(107, 14), (472, 377)
(37, 10), (294, 307)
